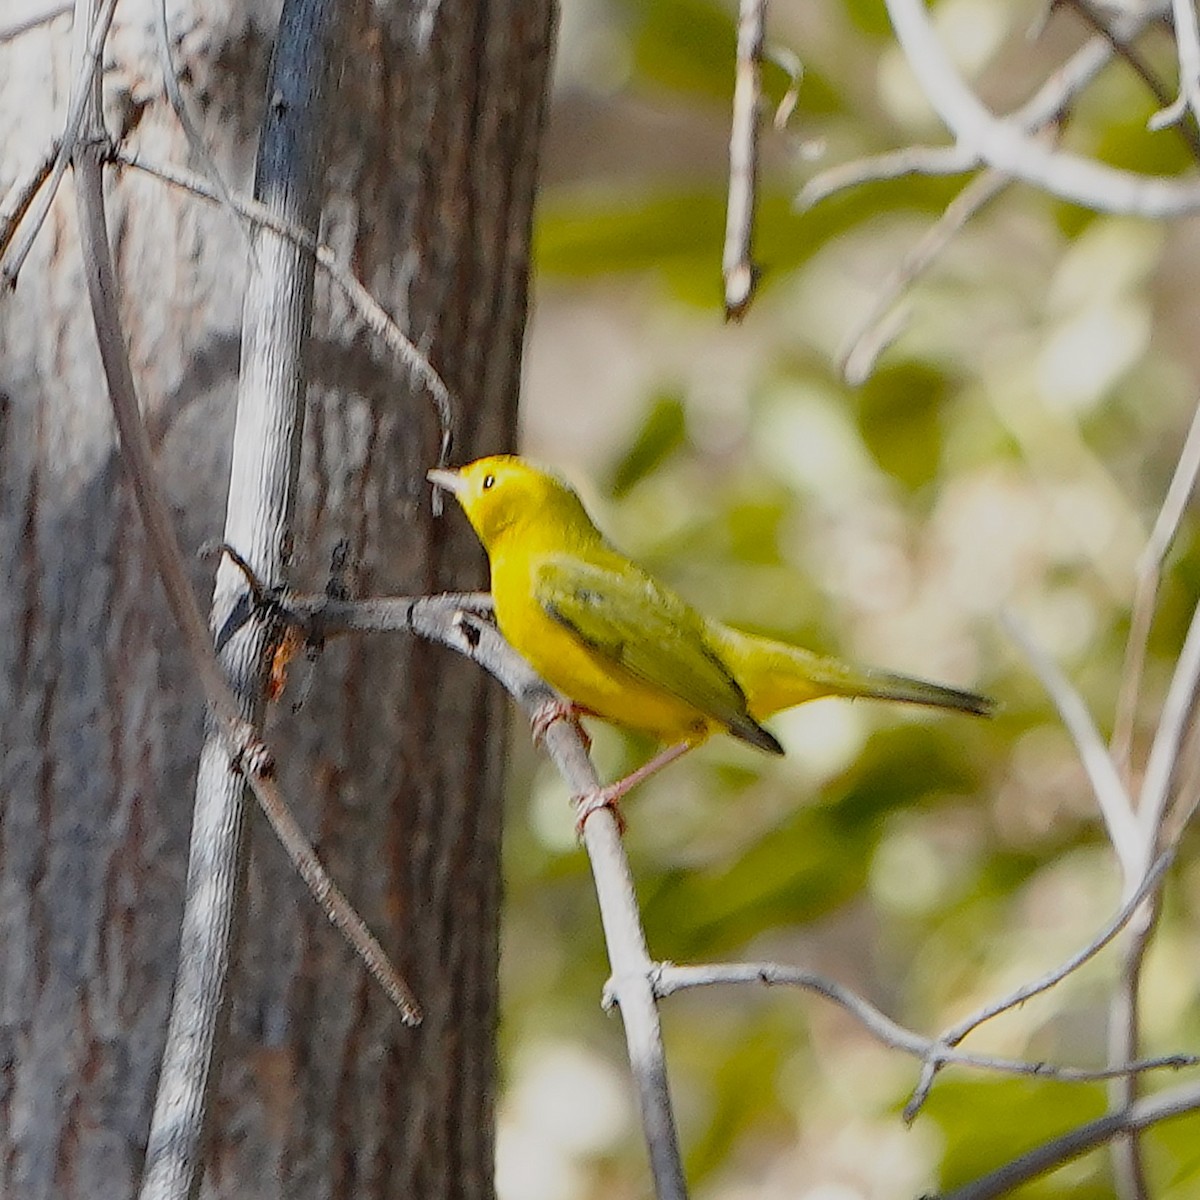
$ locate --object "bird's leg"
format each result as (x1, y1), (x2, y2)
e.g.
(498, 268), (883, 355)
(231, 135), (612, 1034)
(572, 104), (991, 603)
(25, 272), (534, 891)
(529, 695), (592, 753)
(573, 739), (697, 835)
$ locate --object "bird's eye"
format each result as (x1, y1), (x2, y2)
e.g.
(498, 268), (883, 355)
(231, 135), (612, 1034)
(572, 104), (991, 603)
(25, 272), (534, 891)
(482, 474), (495, 490)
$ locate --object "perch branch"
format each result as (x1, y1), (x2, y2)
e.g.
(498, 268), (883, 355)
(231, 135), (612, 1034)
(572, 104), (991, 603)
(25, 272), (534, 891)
(403, 602), (690, 1200)
(269, 586), (1197, 1150)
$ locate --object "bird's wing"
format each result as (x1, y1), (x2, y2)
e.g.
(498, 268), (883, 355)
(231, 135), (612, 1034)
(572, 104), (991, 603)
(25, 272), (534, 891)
(535, 554), (781, 752)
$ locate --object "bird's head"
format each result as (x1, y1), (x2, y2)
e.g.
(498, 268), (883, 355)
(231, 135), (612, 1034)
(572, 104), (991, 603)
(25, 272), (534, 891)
(428, 455), (596, 553)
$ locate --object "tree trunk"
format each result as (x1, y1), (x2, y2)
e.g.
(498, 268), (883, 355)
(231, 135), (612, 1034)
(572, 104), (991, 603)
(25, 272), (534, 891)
(0, 1), (554, 1196)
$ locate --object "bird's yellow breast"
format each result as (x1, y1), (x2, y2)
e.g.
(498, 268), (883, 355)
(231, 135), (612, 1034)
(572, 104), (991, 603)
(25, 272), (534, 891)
(489, 547), (713, 744)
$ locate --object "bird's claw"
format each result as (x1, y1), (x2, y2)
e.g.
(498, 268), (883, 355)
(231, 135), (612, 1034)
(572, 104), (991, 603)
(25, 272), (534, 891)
(530, 697), (591, 752)
(572, 786), (626, 837)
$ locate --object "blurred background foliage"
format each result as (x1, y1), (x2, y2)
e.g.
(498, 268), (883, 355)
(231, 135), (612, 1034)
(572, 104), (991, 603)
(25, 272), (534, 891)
(493, 0), (1200, 1196)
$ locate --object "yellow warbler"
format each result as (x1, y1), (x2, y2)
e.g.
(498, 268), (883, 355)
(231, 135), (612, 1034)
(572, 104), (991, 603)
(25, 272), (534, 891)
(429, 456), (991, 824)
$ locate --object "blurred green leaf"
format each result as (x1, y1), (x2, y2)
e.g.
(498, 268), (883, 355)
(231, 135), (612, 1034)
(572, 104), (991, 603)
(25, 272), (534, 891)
(843, 0), (895, 38)
(680, 1016), (798, 1180)
(854, 360), (953, 492)
(638, 725), (987, 958)
(929, 1077), (1109, 1195)
(536, 177), (989, 312)
(607, 393), (688, 496)
(623, 0), (736, 103)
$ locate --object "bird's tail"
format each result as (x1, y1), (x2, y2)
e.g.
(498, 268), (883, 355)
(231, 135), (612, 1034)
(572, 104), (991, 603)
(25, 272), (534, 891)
(826, 664), (994, 716)
(714, 626), (994, 720)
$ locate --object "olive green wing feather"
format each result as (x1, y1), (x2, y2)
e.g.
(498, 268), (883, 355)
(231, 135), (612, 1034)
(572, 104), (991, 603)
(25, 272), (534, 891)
(535, 555), (783, 754)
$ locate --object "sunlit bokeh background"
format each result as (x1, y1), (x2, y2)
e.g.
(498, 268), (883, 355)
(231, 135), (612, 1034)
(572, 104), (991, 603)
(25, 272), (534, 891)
(495, 1), (1200, 1195)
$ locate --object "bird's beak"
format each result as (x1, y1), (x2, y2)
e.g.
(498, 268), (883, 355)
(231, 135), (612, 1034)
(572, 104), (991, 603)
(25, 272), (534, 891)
(427, 467), (462, 495)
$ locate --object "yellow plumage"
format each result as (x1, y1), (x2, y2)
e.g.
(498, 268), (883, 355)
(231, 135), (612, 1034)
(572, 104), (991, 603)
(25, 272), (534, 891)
(430, 456), (991, 775)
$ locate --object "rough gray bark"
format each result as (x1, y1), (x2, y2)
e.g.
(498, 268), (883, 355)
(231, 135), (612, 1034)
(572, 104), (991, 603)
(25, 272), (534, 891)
(0, 0), (554, 1195)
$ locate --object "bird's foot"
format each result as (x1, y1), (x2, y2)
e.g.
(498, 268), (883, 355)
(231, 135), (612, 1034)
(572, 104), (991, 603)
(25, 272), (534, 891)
(530, 696), (591, 752)
(572, 785), (626, 837)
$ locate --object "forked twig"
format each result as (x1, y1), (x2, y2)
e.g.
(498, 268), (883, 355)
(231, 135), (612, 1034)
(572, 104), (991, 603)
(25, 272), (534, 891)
(884, 0), (1200, 217)
(904, 853), (1175, 1119)
(649, 959), (1191, 1087)
(1, 0), (119, 288)
(840, 166), (1011, 384)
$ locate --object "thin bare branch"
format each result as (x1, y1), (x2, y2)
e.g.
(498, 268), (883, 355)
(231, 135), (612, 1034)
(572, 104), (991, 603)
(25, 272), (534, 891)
(250, 771), (420, 1018)
(154, 0), (257, 263)
(0, 138), (59, 260)
(885, 0), (1200, 216)
(1064, 0), (1200, 162)
(840, 166), (1011, 385)
(904, 853), (1174, 1119)
(1149, 0), (1200, 132)
(1137, 595), (1200, 844)
(115, 148), (455, 467)
(0, 0), (118, 288)
(943, 852), (1170, 1047)
(724, 0), (765, 321)
(796, 144), (974, 211)
(1109, 922), (1155, 1200)
(70, 22), (258, 771)
(650, 962), (1192, 1082)
(1112, 399), (1200, 775)
(765, 43), (801, 129)
(799, 7), (1158, 213)
(0, 1), (71, 41)
(1003, 612), (1141, 881)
